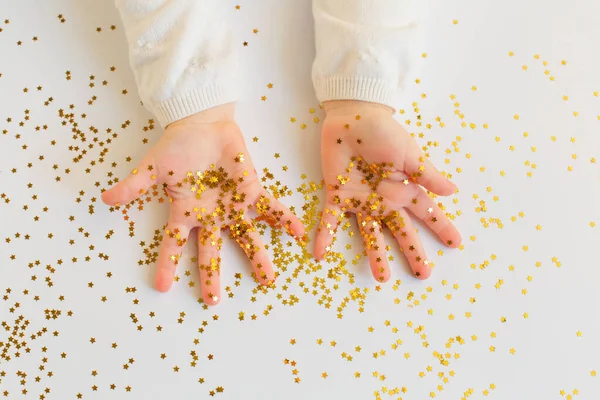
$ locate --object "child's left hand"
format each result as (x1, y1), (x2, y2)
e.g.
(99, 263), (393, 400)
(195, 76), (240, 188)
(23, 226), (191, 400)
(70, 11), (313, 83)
(315, 100), (461, 282)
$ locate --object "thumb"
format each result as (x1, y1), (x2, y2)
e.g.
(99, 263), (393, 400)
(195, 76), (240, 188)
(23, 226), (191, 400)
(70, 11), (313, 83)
(101, 159), (157, 206)
(404, 147), (456, 196)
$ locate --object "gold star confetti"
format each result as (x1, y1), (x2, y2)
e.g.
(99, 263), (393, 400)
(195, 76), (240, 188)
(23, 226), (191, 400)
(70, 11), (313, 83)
(2, 8), (600, 400)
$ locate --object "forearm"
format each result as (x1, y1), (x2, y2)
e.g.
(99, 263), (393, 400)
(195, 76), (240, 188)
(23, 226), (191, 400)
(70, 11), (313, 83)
(312, 0), (419, 110)
(115, 0), (238, 128)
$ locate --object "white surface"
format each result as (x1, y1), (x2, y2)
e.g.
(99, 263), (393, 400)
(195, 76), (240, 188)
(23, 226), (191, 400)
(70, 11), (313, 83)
(1, 0), (599, 399)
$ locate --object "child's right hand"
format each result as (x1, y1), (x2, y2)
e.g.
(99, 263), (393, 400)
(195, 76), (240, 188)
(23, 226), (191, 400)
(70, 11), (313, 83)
(101, 104), (305, 305)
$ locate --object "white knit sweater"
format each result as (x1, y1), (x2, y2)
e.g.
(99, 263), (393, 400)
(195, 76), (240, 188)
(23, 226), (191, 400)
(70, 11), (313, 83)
(115, 0), (417, 128)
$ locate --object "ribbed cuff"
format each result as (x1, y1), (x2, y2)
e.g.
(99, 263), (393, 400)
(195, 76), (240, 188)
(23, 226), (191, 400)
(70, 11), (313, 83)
(313, 76), (398, 111)
(152, 80), (238, 128)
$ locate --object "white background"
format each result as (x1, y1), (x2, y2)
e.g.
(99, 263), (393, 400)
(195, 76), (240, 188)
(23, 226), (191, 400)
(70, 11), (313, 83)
(1, 0), (599, 399)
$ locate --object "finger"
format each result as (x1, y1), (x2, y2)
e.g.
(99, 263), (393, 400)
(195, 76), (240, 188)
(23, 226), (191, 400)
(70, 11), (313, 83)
(406, 189), (462, 248)
(101, 159), (157, 206)
(384, 209), (431, 279)
(404, 149), (456, 196)
(314, 202), (344, 261)
(197, 227), (222, 306)
(230, 219), (275, 285)
(356, 213), (390, 283)
(314, 186), (370, 261)
(255, 191), (305, 238)
(154, 222), (191, 292)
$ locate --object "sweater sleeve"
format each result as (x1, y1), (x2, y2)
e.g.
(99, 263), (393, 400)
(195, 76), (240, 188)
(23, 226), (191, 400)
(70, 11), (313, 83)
(115, 0), (238, 128)
(312, 0), (418, 109)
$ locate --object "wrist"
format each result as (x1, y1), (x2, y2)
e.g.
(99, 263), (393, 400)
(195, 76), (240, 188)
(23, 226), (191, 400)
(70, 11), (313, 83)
(167, 103), (236, 128)
(323, 100), (393, 117)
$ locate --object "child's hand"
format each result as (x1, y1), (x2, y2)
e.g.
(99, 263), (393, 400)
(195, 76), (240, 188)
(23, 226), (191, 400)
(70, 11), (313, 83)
(315, 101), (461, 282)
(102, 104), (305, 305)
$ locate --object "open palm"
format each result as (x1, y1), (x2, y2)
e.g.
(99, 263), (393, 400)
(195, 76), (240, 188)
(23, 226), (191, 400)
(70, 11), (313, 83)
(315, 101), (461, 282)
(102, 105), (305, 305)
